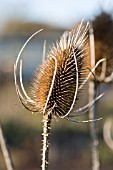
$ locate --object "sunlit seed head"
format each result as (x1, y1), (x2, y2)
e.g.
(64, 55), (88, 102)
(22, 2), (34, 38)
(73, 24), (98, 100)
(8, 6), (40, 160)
(31, 23), (89, 117)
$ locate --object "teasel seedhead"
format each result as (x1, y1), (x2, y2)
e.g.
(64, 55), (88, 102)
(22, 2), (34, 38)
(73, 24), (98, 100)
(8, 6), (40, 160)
(31, 21), (90, 118)
(14, 21), (103, 122)
(92, 12), (113, 82)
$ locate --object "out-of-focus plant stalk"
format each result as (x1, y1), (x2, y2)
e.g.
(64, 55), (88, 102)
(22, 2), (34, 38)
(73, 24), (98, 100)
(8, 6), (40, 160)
(0, 125), (14, 170)
(89, 24), (100, 170)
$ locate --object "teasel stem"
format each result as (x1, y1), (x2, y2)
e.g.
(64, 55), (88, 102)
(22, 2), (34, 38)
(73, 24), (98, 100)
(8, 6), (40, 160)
(0, 125), (14, 170)
(41, 113), (52, 170)
(89, 23), (100, 170)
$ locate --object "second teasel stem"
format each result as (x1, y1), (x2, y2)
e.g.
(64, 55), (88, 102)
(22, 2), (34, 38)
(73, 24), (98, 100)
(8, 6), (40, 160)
(88, 81), (100, 170)
(89, 23), (100, 170)
(0, 125), (14, 170)
(41, 113), (52, 170)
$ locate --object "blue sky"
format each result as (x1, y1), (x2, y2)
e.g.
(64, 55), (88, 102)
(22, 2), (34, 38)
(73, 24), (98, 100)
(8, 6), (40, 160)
(0, 0), (113, 29)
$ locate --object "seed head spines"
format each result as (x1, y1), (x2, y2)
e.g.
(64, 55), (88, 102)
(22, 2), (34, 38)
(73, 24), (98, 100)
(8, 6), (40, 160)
(31, 22), (90, 117)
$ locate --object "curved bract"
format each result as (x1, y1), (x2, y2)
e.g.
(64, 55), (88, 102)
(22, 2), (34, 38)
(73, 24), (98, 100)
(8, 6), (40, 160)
(14, 29), (43, 113)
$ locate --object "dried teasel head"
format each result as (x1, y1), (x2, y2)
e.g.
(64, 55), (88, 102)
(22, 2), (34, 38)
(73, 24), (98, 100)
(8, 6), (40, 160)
(92, 12), (113, 82)
(31, 21), (90, 118)
(14, 21), (104, 122)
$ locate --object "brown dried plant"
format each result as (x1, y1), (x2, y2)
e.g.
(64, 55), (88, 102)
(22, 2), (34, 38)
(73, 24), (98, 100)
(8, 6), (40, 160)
(92, 12), (113, 83)
(91, 12), (113, 168)
(14, 21), (104, 170)
(86, 12), (113, 170)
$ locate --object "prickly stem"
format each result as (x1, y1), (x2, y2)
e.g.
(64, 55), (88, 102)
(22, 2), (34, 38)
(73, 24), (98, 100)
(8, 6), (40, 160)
(41, 113), (52, 170)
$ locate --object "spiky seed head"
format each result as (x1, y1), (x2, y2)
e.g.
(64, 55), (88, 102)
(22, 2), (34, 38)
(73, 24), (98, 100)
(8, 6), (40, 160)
(31, 23), (90, 117)
(92, 12), (113, 77)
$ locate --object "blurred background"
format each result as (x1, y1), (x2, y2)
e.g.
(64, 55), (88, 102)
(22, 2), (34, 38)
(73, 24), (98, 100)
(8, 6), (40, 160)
(0, 0), (113, 170)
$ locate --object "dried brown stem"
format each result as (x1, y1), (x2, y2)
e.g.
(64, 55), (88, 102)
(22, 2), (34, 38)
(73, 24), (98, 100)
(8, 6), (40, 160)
(89, 23), (100, 170)
(41, 113), (52, 170)
(88, 81), (100, 170)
